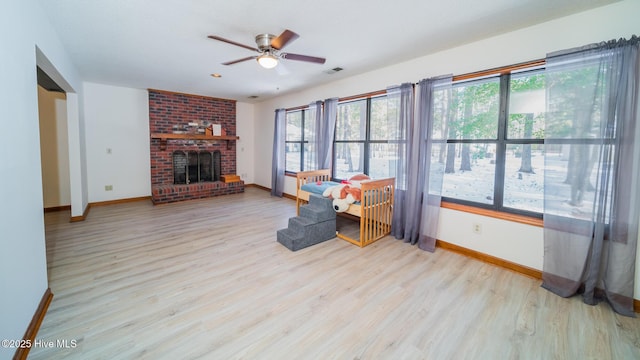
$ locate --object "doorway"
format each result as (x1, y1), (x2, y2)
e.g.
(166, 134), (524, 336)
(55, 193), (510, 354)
(37, 67), (71, 212)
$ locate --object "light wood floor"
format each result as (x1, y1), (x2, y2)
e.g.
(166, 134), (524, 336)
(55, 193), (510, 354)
(30, 188), (640, 359)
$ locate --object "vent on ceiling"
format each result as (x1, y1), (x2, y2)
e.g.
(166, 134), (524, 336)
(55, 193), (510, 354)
(248, 95), (259, 99)
(323, 67), (344, 75)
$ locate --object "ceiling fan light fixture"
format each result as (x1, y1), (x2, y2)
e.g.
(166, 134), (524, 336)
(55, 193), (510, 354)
(257, 53), (278, 69)
(210, 29), (325, 69)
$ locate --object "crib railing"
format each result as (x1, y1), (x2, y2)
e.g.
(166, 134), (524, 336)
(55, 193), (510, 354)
(360, 178), (394, 247)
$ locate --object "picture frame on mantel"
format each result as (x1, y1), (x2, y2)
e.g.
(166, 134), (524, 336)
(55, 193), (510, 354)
(211, 124), (222, 136)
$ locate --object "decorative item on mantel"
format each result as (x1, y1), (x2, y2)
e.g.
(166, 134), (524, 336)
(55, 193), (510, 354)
(206, 124), (226, 136)
(151, 131), (239, 151)
(185, 122), (199, 134)
(172, 125), (184, 134)
(212, 124), (222, 136)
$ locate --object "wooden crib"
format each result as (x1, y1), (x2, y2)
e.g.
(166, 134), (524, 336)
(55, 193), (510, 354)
(296, 169), (395, 247)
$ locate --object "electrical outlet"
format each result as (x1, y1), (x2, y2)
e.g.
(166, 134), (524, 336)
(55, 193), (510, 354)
(473, 223), (482, 234)
(105, 185), (113, 191)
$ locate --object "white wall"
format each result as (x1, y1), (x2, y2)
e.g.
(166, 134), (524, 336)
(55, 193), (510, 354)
(0, 0), (84, 358)
(83, 82), (151, 202)
(253, 0), (640, 297)
(82, 84), (256, 201)
(38, 86), (71, 208)
(236, 102), (256, 184)
(65, 92), (89, 217)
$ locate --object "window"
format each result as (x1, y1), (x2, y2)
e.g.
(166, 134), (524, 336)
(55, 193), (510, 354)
(285, 107), (317, 173)
(436, 68), (545, 217)
(334, 95), (398, 179)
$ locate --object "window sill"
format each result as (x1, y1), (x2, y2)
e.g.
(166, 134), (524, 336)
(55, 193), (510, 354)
(440, 201), (543, 227)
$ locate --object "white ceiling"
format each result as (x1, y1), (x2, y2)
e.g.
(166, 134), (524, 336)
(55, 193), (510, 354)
(38, 0), (618, 103)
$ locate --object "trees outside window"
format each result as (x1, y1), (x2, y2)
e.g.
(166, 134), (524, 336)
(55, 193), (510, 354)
(544, 59), (611, 220)
(285, 108), (315, 173)
(283, 59), (616, 222)
(438, 69), (545, 216)
(334, 95), (397, 180)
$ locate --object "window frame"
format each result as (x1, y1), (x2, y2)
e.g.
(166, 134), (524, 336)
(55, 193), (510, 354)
(284, 107), (309, 174)
(281, 61), (550, 225)
(440, 67), (546, 219)
(333, 93), (392, 181)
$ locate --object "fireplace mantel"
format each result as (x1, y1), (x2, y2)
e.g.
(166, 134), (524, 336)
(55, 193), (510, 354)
(151, 133), (239, 150)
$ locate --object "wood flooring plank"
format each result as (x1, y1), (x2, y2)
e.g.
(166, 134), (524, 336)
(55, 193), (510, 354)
(28, 188), (640, 360)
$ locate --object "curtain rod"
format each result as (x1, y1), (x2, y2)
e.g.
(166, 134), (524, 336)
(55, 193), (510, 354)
(453, 59), (545, 82)
(338, 89), (387, 102)
(285, 89), (387, 111)
(284, 59), (546, 111)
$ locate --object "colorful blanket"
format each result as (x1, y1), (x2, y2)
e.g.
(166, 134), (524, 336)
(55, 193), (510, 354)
(300, 181), (341, 195)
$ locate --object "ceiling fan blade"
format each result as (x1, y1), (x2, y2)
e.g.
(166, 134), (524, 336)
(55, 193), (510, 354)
(270, 29), (299, 50)
(222, 56), (257, 65)
(208, 35), (259, 52)
(281, 53), (326, 64)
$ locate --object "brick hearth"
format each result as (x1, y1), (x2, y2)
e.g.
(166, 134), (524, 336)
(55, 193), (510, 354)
(149, 89), (244, 204)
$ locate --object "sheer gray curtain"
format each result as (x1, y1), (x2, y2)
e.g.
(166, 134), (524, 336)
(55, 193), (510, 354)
(413, 76), (451, 251)
(387, 83), (413, 240)
(307, 101), (322, 170)
(542, 36), (640, 316)
(388, 78), (451, 251)
(271, 108), (286, 197)
(317, 98), (338, 170)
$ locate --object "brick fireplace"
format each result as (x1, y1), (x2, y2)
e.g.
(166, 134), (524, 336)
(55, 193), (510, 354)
(149, 89), (244, 204)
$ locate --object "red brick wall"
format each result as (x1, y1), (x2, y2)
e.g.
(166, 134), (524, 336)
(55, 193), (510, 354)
(149, 89), (243, 204)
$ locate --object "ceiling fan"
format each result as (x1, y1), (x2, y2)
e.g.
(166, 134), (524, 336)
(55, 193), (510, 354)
(208, 29), (326, 69)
